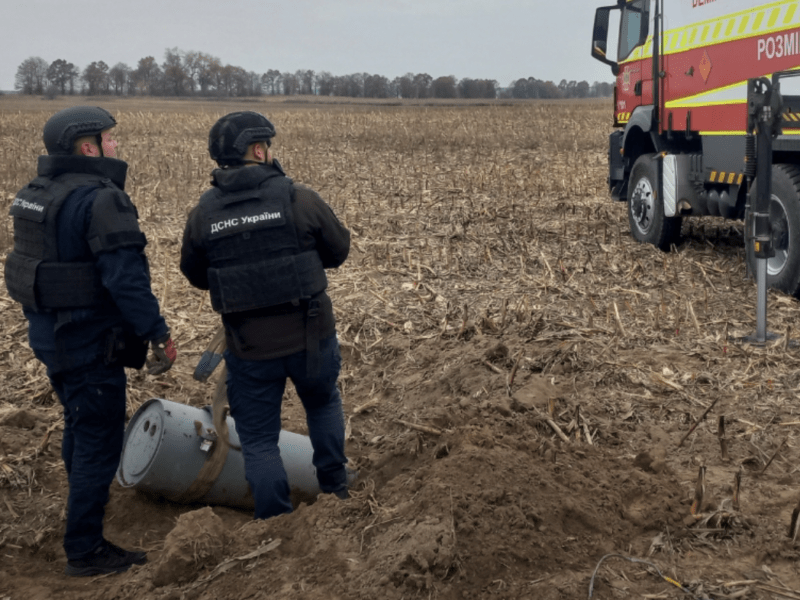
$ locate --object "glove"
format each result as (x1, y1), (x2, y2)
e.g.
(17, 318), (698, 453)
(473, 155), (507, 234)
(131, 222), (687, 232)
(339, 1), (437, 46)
(147, 331), (177, 375)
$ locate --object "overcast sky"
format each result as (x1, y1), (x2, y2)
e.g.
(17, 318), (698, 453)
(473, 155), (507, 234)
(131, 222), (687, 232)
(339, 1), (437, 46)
(1, 0), (612, 92)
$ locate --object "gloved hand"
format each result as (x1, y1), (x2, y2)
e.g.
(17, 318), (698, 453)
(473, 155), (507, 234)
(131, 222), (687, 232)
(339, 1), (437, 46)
(147, 331), (177, 375)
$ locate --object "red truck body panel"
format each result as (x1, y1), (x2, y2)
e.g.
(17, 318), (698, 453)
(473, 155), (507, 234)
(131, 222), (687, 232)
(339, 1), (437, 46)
(615, 1), (800, 134)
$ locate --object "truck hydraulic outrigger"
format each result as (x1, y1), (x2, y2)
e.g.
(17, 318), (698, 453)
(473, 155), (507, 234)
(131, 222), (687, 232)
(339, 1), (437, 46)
(744, 73), (792, 344)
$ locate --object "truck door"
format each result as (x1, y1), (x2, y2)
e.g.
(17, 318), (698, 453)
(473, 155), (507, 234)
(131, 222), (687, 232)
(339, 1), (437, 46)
(616, 0), (652, 126)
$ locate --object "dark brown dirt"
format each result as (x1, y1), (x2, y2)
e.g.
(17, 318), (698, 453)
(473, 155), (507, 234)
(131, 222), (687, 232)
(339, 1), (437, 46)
(3, 98), (800, 600)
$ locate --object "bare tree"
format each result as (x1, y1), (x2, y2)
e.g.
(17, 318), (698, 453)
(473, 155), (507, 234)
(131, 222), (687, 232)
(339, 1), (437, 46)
(591, 81), (613, 97)
(508, 77), (556, 99)
(195, 53), (220, 95)
(212, 64), (248, 96)
(260, 69), (281, 95)
(331, 75), (351, 97)
(109, 63), (131, 95)
(394, 74), (415, 99)
(299, 69), (315, 95)
(82, 61), (110, 95)
(281, 72), (299, 95)
(162, 48), (189, 96)
(457, 78), (497, 99)
(229, 66), (248, 96)
(14, 51), (583, 101)
(431, 76), (456, 99)
(335, 73), (364, 97)
(15, 57), (49, 95)
(132, 56), (162, 95)
(363, 74), (389, 98)
(316, 71), (334, 96)
(217, 65), (234, 96)
(412, 73), (432, 99)
(183, 50), (201, 93)
(210, 62), (225, 95)
(248, 71), (262, 96)
(47, 59), (77, 95)
(67, 64), (80, 95)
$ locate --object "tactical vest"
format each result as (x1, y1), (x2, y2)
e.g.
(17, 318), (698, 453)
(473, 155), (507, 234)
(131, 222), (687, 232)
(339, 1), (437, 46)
(4, 174), (116, 311)
(198, 172), (328, 314)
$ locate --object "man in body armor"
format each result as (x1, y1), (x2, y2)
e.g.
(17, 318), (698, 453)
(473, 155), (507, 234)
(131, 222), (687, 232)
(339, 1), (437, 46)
(180, 111), (350, 519)
(4, 106), (177, 576)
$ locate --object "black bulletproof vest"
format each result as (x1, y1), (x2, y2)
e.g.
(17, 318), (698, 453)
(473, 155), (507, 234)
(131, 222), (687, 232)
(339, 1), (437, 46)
(5, 174), (110, 311)
(198, 172), (328, 314)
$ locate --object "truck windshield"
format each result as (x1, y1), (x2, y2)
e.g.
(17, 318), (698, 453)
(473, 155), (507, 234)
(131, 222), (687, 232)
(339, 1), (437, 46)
(619, 0), (648, 61)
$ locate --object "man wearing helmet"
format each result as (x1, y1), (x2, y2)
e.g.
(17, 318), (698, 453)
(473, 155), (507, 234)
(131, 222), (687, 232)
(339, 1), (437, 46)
(180, 111), (350, 519)
(4, 106), (177, 576)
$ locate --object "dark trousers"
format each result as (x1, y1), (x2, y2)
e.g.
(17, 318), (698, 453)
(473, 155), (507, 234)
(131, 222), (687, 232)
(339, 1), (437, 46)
(47, 361), (127, 560)
(224, 335), (347, 520)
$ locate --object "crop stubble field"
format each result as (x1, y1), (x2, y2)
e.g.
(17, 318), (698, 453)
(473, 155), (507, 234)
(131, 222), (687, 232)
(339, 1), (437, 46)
(2, 96), (800, 599)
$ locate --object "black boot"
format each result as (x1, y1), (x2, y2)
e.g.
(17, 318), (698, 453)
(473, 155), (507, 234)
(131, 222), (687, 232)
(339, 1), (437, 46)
(65, 540), (147, 577)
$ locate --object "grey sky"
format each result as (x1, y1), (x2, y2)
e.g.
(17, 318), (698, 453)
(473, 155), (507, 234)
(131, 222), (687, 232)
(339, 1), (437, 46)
(1, 0), (612, 92)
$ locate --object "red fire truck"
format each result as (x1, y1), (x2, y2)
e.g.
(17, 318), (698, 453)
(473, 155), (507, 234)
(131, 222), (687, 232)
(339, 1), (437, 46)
(592, 0), (800, 296)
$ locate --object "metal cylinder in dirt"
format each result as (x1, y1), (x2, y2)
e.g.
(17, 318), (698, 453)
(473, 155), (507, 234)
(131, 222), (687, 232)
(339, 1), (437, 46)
(116, 398), (325, 509)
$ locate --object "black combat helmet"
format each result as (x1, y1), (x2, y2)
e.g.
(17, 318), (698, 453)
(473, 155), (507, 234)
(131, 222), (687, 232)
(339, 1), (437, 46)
(42, 106), (116, 155)
(208, 111), (276, 167)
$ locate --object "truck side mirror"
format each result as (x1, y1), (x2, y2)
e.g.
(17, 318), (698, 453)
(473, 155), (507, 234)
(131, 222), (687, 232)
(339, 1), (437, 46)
(592, 6), (620, 76)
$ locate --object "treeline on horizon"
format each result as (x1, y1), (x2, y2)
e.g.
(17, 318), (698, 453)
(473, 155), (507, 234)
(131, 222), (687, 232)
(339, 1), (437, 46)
(12, 48), (613, 101)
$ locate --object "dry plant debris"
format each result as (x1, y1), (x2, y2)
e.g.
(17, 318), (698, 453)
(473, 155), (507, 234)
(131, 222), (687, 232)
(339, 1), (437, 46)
(1, 96), (800, 599)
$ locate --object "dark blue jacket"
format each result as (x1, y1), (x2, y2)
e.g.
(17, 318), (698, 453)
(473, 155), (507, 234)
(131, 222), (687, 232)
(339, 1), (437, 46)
(20, 167), (167, 373)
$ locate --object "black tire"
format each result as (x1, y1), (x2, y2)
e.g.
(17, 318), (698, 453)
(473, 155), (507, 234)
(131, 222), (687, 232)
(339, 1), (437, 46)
(627, 153), (682, 251)
(746, 164), (800, 297)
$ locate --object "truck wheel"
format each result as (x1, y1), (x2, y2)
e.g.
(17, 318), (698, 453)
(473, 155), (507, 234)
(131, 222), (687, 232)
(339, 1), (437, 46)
(627, 153), (682, 251)
(746, 164), (800, 297)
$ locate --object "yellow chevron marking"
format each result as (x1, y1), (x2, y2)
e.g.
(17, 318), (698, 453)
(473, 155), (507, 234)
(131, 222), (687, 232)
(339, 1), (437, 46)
(739, 15), (750, 34)
(754, 10), (766, 31)
(738, 174), (745, 185)
(710, 171), (718, 183)
(728, 172), (736, 184)
(624, 2), (800, 62)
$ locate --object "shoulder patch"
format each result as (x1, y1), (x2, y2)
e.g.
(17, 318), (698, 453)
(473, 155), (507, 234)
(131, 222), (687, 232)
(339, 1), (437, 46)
(9, 179), (61, 222)
(9, 194), (47, 222)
